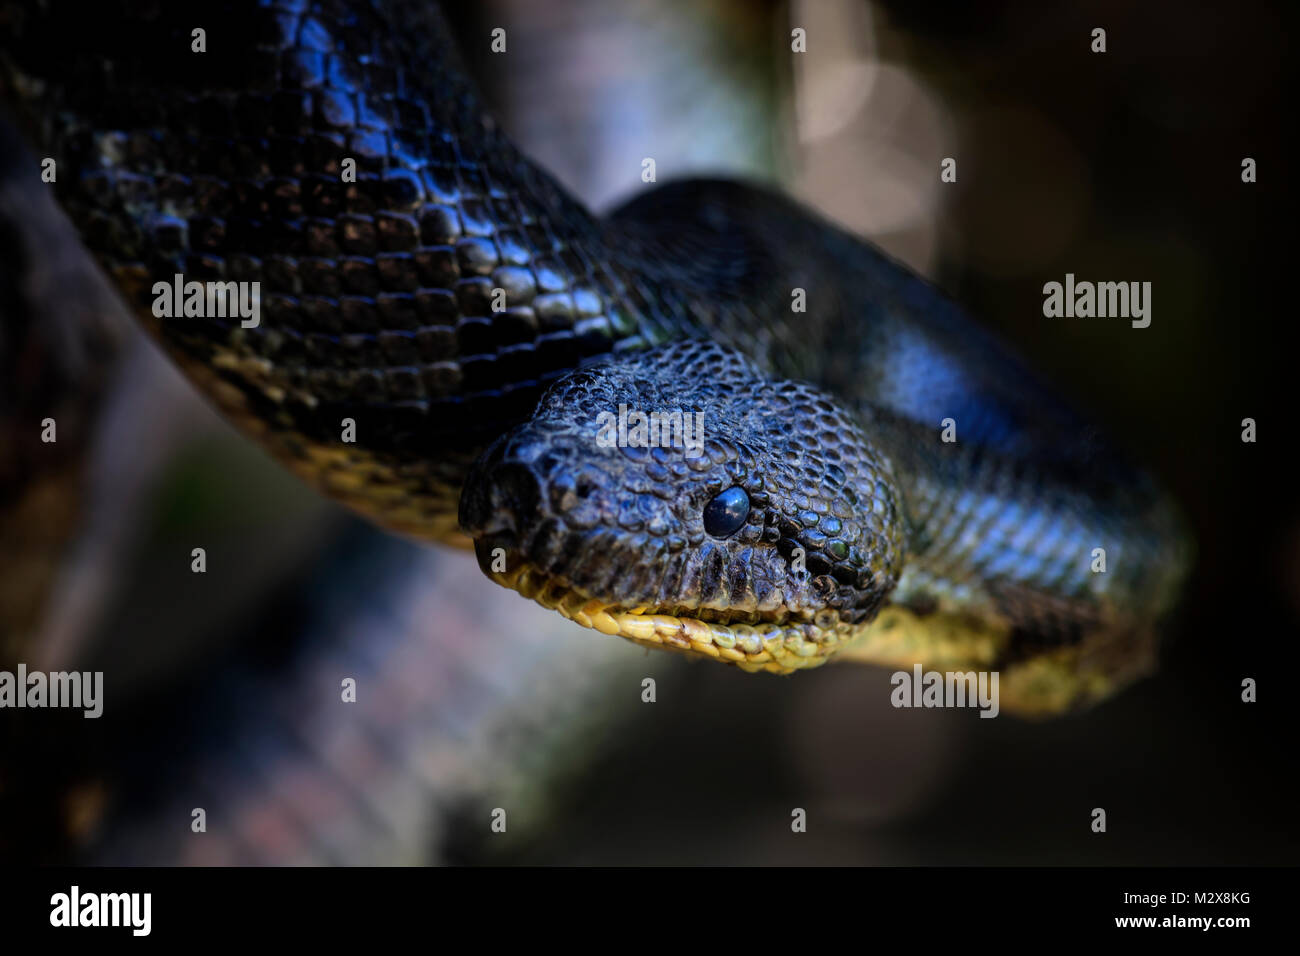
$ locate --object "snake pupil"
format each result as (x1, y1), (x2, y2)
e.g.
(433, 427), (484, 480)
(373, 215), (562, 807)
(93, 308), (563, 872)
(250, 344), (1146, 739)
(702, 487), (750, 538)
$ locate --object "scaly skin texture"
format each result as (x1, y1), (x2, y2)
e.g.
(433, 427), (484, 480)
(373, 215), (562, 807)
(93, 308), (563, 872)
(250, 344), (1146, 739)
(0, 0), (1191, 713)
(460, 341), (909, 673)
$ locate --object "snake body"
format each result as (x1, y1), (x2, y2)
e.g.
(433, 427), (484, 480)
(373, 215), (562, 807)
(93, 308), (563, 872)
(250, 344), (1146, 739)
(1, 0), (1190, 714)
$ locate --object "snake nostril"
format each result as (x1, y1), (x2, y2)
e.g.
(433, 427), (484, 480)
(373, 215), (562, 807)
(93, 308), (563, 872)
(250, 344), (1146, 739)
(548, 467), (602, 514)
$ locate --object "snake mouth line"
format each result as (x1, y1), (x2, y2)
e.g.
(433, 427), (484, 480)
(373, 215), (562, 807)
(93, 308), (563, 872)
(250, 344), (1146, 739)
(485, 560), (857, 673)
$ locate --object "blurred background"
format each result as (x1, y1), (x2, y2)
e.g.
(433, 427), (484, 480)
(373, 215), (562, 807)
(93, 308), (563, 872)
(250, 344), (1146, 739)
(1, 0), (1295, 864)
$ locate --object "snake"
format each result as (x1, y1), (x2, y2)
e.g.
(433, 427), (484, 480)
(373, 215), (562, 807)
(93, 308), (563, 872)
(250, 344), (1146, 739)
(0, 0), (1191, 717)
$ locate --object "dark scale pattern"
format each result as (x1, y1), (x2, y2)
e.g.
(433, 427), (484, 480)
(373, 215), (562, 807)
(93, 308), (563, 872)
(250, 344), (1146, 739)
(1, 0), (1191, 674)
(0, 0), (699, 534)
(461, 342), (906, 628)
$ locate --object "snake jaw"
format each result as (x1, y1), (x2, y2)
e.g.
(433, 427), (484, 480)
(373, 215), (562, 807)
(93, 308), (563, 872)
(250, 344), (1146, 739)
(482, 555), (858, 673)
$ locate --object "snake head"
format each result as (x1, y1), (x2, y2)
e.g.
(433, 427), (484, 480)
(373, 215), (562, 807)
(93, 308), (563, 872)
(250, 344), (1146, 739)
(459, 342), (905, 672)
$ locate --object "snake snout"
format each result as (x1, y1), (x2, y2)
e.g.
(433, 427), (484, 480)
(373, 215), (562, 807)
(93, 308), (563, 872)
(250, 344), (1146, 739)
(459, 456), (543, 547)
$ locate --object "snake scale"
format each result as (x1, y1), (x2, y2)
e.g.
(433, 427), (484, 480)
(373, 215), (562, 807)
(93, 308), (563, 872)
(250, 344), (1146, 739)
(0, 0), (1190, 716)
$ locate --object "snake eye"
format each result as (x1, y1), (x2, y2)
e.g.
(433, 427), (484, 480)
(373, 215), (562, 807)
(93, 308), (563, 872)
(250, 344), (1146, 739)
(703, 486), (750, 538)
